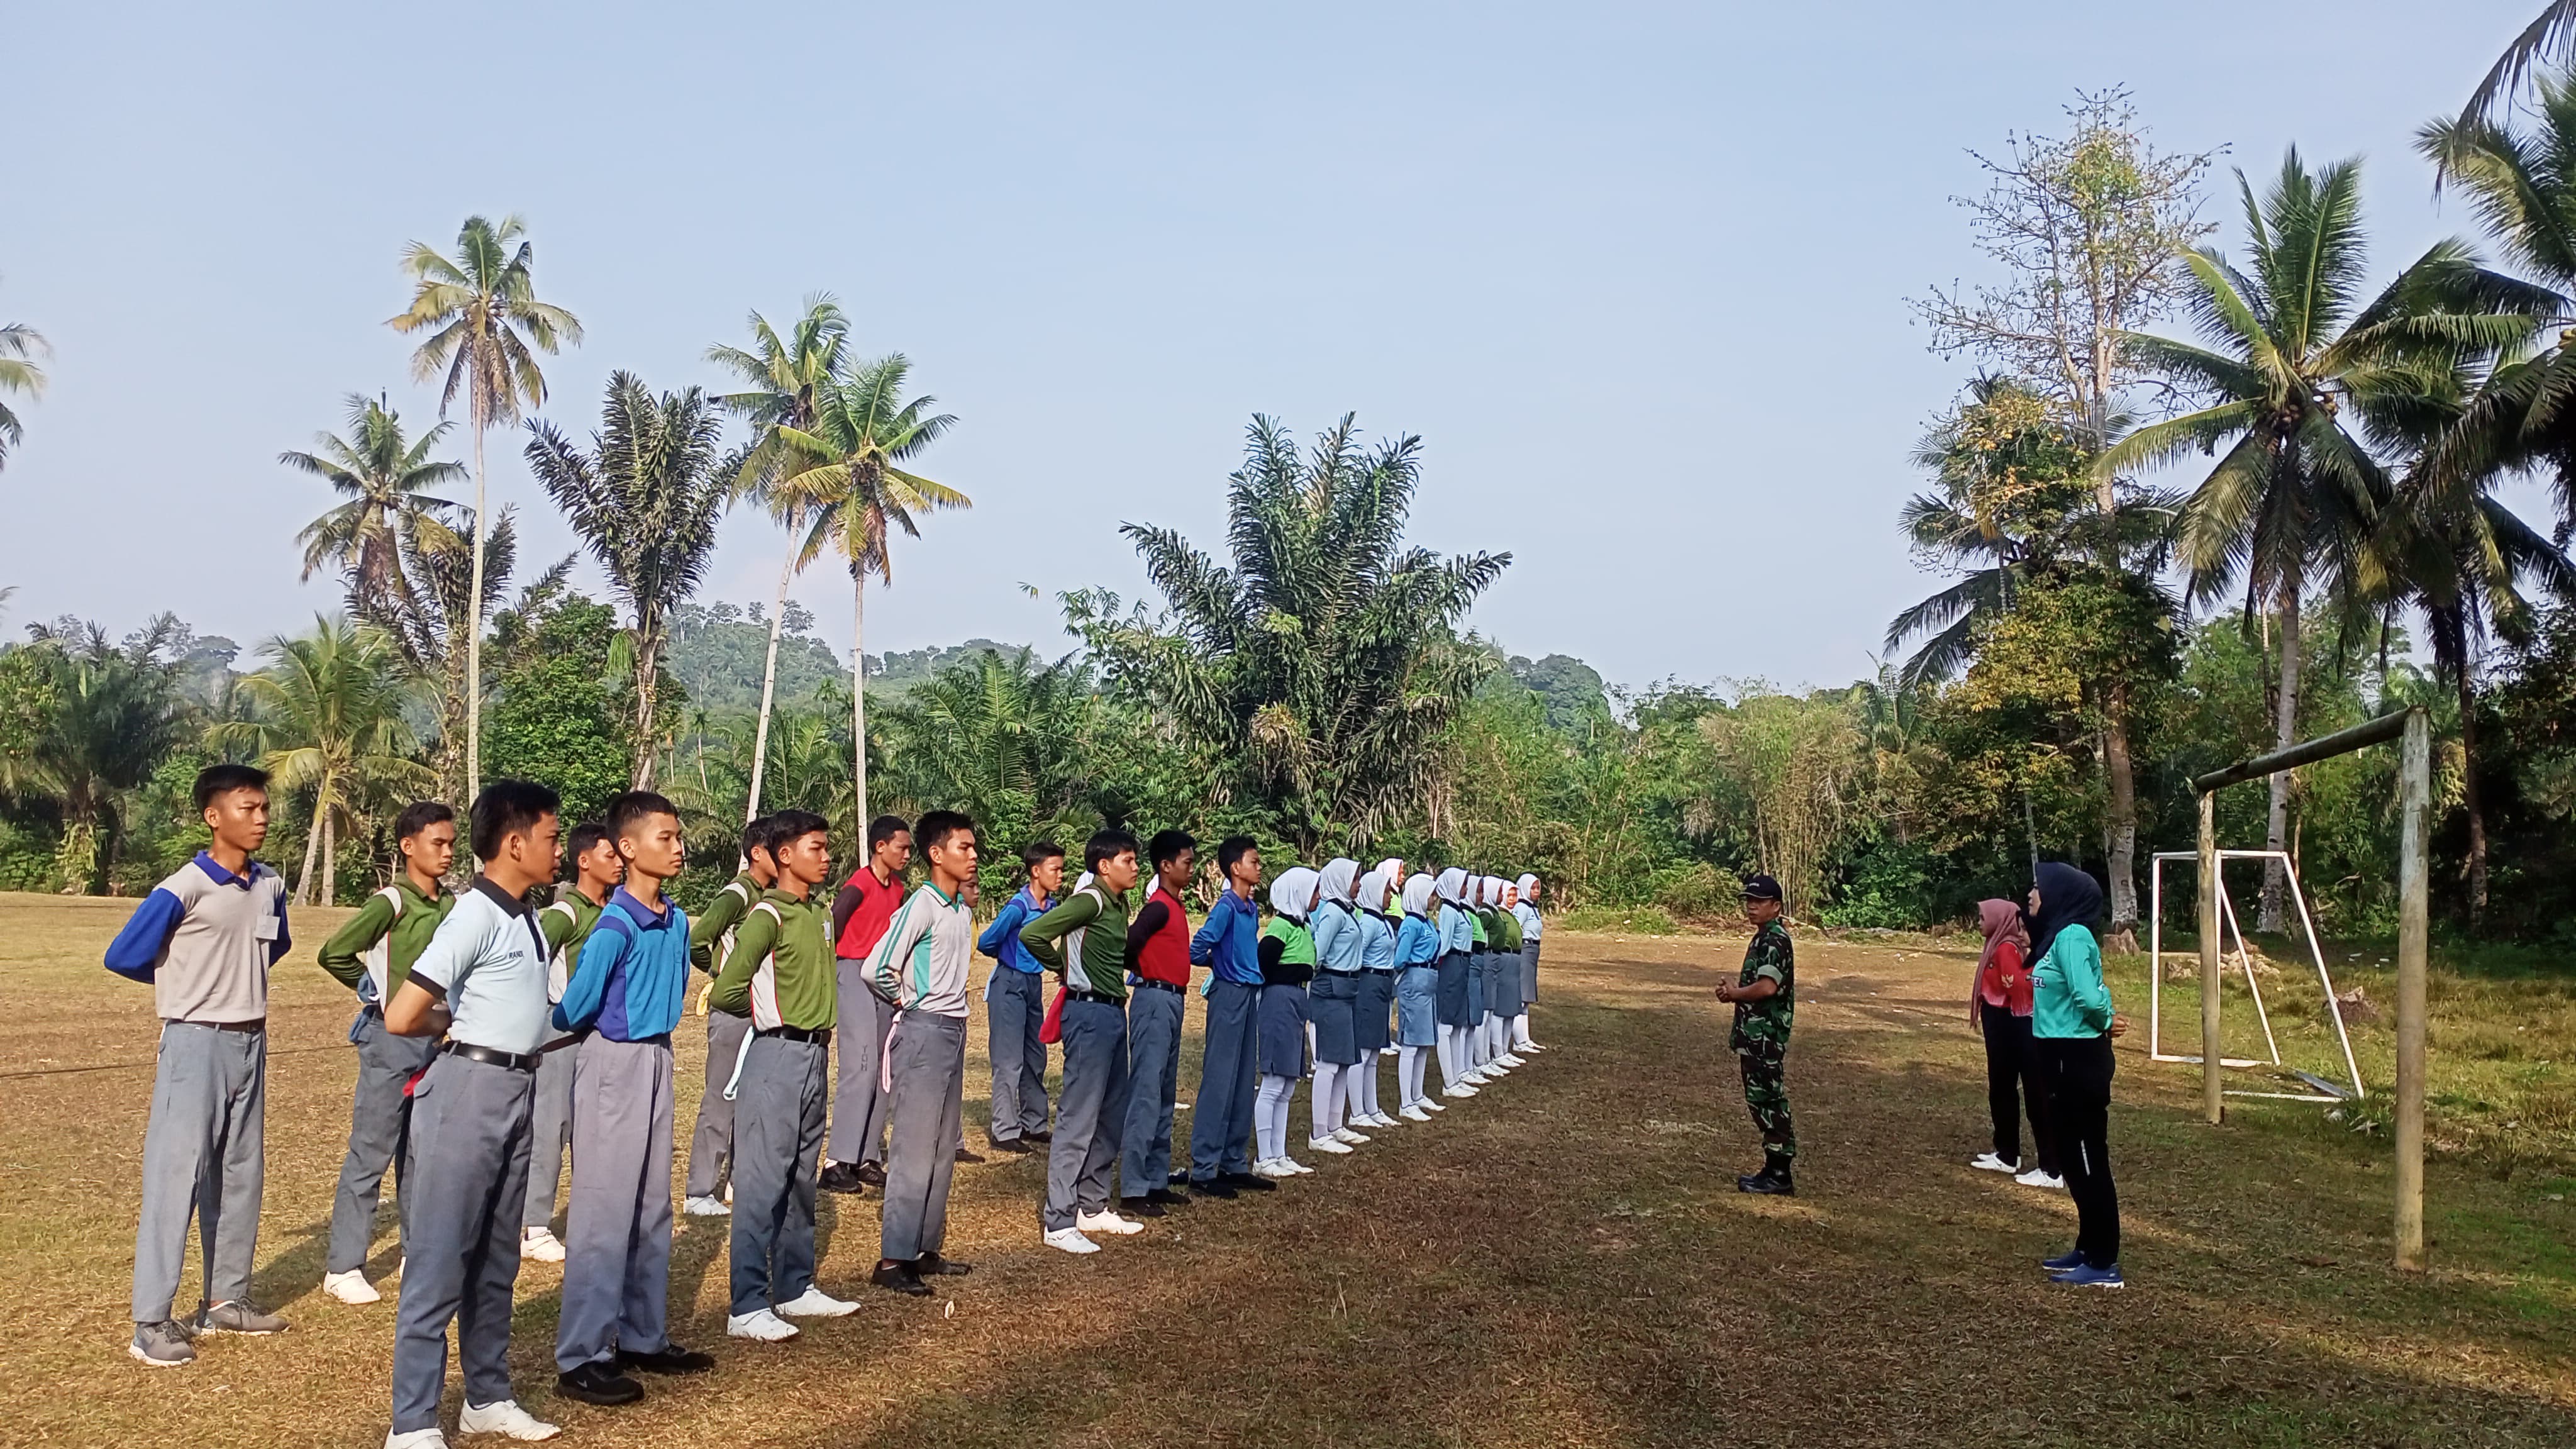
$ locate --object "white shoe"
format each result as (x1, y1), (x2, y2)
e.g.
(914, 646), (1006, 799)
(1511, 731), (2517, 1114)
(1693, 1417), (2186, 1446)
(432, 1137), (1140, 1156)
(775, 1286), (859, 1318)
(1307, 1135), (1353, 1155)
(1283, 1156), (1316, 1174)
(1970, 1153), (2019, 1175)
(1517, 1040), (1545, 1052)
(1044, 1227), (1102, 1255)
(1497, 1053), (1526, 1068)
(1076, 1209), (1144, 1236)
(1368, 1112), (1401, 1128)
(2016, 1168), (2067, 1191)
(1252, 1158), (1297, 1179)
(1420, 1096), (1448, 1111)
(1379, 1045), (1399, 1056)
(1331, 1126), (1370, 1145)
(518, 1228), (563, 1264)
(1399, 1104), (1433, 1123)
(682, 1194), (731, 1217)
(1462, 1069), (1492, 1084)
(386, 1430), (448, 1449)
(323, 1269), (380, 1306)
(725, 1308), (799, 1341)
(1442, 1084), (1479, 1099)
(457, 1399), (560, 1441)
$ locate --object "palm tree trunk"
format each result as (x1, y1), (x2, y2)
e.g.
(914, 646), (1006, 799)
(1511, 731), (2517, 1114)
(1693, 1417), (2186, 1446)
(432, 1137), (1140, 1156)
(2261, 580), (2302, 933)
(2102, 681), (2140, 951)
(321, 801), (336, 908)
(464, 402), (488, 803)
(633, 625), (661, 789)
(746, 537), (796, 821)
(295, 789), (325, 907)
(852, 567), (870, 836)
(2455, 625), (2489, 936)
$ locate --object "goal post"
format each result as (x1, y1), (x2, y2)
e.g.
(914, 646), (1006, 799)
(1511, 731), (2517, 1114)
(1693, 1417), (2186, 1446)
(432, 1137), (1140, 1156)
(2144, 848), (2365, 1103)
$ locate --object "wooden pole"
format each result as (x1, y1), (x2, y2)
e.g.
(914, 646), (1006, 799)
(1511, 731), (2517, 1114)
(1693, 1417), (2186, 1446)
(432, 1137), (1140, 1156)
(2197, 788), (2223, 1125)
(2394, 707), (2430, 1271)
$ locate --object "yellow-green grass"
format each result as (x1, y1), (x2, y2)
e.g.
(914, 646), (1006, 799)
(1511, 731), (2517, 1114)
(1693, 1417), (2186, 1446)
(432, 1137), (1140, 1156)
(2, 892), (2572, 1447)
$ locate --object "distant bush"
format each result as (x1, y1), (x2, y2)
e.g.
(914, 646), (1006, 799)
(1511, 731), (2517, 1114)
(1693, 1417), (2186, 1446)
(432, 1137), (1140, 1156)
(1560, 904), (1684, 935)
(1651, 862), (1736, 921)
(1819, 841), (1937, 930)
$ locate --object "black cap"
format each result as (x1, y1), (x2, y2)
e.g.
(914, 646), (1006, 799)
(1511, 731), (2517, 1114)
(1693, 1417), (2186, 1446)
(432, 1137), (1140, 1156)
(1740, 874), (1783, 902)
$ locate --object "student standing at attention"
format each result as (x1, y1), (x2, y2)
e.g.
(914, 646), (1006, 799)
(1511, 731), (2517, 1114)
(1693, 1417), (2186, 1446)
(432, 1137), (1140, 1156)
(1306, 858), (1368, 1155)
(550, 792), (716, 1407)
(1431, 868), (1479, 1100)
(1485, 877), (1527, 1072)
(680, 816), (777, 1218)
(1119, 830), (1200, 1218)
(1185, 836), (1273, 1197)
(1512, 873), (1546, 1053)
(1019, 830), (1142, 1253)
(1392, 872), (1445, 1119)
(2028, 862), (2125, 1288)
(1715, 874), (1796, 1197)
(822, 815), (914, 1195)
(976, 840), (1063, 1154)
(1252, 867), (1320, 1179)
(713, 810), (862, 1341)
(1348, 860), (1402, 1129)
(380, 780), (565, 1446)
(863, 810), (983, 1294)
(315, 799), (457, 1308)
(108, 763), (294, 1367)
(523, 823), (623, 1265)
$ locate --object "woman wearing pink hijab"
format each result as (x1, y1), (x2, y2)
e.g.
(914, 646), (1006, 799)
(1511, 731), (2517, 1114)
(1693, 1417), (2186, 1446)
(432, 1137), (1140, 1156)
(1968, 899), (2058, 1187)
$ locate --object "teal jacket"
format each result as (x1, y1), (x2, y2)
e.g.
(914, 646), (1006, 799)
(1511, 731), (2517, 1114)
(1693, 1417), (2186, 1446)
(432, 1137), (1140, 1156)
(2031, 923), (2112, 1039)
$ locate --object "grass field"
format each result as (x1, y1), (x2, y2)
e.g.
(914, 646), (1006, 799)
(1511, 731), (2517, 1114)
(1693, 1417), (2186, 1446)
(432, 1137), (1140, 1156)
(3, 891), (2572, 1448)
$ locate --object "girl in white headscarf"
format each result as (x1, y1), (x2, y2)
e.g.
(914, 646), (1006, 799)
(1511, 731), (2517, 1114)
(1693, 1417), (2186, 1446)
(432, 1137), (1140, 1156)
(1306, 858), (1368, 1155)
(1349, 861), (1401, 1128)
(1372, 858), (1406, 1061)
(1431, 869), (1480, 1097)
(1254, 869), (1321, 1178)
(1513, 873), (1545, 1052)
(1485, 877), (1528, 1071)
(1393, 873), (1444, 1117)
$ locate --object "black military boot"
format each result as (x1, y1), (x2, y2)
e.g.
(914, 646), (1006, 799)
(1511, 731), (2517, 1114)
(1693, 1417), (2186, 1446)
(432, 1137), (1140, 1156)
(1737, 1154), (1796, 1196)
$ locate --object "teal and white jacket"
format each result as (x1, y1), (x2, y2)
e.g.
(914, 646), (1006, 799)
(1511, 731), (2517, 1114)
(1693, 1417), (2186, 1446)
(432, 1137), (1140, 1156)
(867, 880), (977, 1018)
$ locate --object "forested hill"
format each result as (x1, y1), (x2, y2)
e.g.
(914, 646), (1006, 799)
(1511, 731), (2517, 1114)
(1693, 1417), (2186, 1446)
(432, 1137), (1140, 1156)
(665, 601), (1033, 714)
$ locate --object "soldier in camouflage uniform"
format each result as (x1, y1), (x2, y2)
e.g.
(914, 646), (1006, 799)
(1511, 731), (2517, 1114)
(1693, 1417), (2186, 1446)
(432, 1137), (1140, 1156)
(1715, 874), (1796, 1195)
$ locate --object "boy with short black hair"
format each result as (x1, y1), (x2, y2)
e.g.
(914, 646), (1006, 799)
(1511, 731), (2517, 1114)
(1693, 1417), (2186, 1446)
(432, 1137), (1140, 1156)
(1119, 829), (1198, 1217)
(681, 815), (777, 1216)
(1187, 835), (1272, 1197)
(977, 839), (1063, 1153)
(552, 791), (715, 1406)
(316, 799), (458, 1307)
(865, 809), (982, 1294)
(821, 814), (914, 1194)
(108, 763), (293, 1367)
(523, 821), (623, 1265)
(1019, 828), (1141, 1253)
(382, 779), (564, 1446)
(713, 810), (860, 1341)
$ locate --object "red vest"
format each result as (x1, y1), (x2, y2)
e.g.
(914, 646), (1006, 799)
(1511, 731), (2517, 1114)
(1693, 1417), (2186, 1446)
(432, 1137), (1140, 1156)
(1134, 886), (1192, 986)
(833, 867), (903, 960)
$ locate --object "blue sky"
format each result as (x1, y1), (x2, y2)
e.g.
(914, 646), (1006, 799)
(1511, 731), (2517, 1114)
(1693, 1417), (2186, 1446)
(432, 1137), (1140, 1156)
(0, 1), (2552, 691)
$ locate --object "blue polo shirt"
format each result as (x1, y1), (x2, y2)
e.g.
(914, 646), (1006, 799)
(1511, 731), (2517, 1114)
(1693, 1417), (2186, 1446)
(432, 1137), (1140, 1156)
(555, 886), (691, 1040)
(1191, 887), (1263, 987)
(977, 886), (1052, 975)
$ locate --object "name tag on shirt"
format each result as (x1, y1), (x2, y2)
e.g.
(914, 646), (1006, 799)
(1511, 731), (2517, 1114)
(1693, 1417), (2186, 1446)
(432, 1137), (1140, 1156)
(252, 914), (280, 941)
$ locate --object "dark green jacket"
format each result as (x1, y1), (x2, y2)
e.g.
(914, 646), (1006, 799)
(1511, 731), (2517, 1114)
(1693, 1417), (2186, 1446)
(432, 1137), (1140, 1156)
(1019, 882), (1131, 1001)
(316, 876), (455, 1003)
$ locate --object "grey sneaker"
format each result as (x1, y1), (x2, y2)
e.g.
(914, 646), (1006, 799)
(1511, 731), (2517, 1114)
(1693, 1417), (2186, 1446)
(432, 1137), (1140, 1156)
(194, 1299), (289, 1335)
(130, 1319), (196, 1367)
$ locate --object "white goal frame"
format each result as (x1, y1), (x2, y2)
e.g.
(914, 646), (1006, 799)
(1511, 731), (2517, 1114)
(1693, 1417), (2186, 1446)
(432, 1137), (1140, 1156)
(2146, 848), (2364, 1104)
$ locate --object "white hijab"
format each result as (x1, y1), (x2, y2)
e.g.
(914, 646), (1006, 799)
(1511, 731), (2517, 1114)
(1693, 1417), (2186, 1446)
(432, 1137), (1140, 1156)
(1356, 863), (1396, 914)
(1477, 875), (1499, 906)
(1400, 874), (1436, 916)
(1516, 873), (1539, 897)
(1435, 867), (1468, 905)
(1318, 857), (1360, 906)
(1269, 867), (1319, 919)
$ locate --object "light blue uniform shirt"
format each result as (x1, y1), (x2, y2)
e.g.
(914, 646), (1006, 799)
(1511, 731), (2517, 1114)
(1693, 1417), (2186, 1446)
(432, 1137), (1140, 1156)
(1396, 913), (1441, 967)
(1513, 901), (1542, 941)
(411, 877), (555, 1055)
(1313, 900), (1363, 974)
(1358, 909), (1397, 969)
(1438, 902), (1474, 954)
(557, 887), (692, 1040)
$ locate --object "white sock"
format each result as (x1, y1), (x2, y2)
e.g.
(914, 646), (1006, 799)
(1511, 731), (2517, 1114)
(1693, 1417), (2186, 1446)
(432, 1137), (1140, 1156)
(1514, 1011), (1532, 1046)
(1403, 1045), (1426, 1103)
(1435, 1030), (1455, 1086)
(1257, 1075), (1291, 1160)
(1311, 1065), (1341, 1140)
(1358, 1061), (1381, 1118)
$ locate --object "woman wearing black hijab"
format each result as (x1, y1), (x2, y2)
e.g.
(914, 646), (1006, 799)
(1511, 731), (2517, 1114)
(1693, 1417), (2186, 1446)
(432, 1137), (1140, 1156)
(2027, 862), (2123, 1287)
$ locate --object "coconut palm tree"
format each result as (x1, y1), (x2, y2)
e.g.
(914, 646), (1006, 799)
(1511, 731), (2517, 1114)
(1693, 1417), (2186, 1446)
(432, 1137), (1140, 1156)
(773, 354), (967, 831)
(0, 304), (48, 473)
(523, 373), (732, 789)
(283, 394), (465, 621)
(2460, 6), (2576, 130)
(387, 215), (582, 799)
(0, 618), (191, 892)
(209, 616), (430, 906)
(360, 504), (557, 805)
(875, 647), (1099, 851)
(2100, 150), (2550, 928)
(708, 297), (848, 821)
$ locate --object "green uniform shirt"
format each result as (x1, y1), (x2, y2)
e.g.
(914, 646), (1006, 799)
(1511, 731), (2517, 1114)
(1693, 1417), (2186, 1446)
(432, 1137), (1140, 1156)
(1470, 906), (1495, 949)
(1492, 908), (1524, 953)
(689, 872), (763, 975)
(1260, 915), (1316, 967)
(712, 887), (837, 1031)
(316, 875), (455, 1002)
(1018, 883), (1131, 1000)
(1729, 919), (1795, 1052)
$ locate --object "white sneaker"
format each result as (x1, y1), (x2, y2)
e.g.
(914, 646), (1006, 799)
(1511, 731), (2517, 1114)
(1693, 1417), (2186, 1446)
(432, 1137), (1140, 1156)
(386, 1429), (448, 1449)
(1442, 1084), (1479, 1099)
(1461, 1069), (1491, 1085)
(1419, 1096), (1448, 1111)
(457, 1399), (560, 1440)
(1044, 1227), (1102, 1255)
(775, 1287), (859, 1318)
(1516, 1040), (1544, 1052)
(682, 1194), (731, 1217)
(1307, 1135), (1353, 1155)
(2016, 1168), (2068, 1191)
(1331, 1126), (1370, 1145)
(1399, 1104), (1433, 1123)
(1252, 1158), (1297, 1180)
(1282, 1156), (1316, 1174)
(1367, 1112), (1400, 1128)
(1970, 1153), (2019, 1175)
(323, 1269), (380, 1305)
(725, 1308), (799, 1341)
(1076, 1209), (1144, 1236)
(1497, 1053), (1526, 1068)
(518, 1228), (564, 1264)
(1379, 1045), (1400, 1056)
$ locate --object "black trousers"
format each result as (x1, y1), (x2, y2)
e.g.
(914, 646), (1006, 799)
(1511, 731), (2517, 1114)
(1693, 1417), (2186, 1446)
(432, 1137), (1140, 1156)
(1980, 1004), (2057, 1175)
(2039, 1033), (2119, 1268)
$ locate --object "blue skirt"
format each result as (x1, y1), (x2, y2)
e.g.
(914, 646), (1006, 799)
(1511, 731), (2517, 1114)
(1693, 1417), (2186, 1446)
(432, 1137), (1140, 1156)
(1481, 948), (1514, 1019)
(1355, 971), (1394, 1052)
(1308, 970), (1362, 1066)
(1466, 950), (1486, 1023)
(1435, 949), (1473, 1027)
(1395, 965), (1440, 1046)
(1258, 984), (1310, 1079)
(1522, 939), (1541, 1004)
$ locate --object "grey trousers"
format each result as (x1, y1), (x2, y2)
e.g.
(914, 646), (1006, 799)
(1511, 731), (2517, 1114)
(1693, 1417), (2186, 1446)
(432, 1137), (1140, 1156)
(556, 1034), (675, 1371)
(829, 962), (894, 1165)
(1121, 986), (1184, 1197)
(1189, 979), (1260, 1182)
(986, 968), (1051, 1141)
(326, 1008), (438, 1275)
(523, 1033), (574, 1230)
(132, 1021), (266, 1323)
(391, 1051), (533, 1435)
(880, 1011), (966, 1262)
(1043, 998), (1130, 1231)
(730, 1033), (828, 1316)
(684, 1010), (752, 1198)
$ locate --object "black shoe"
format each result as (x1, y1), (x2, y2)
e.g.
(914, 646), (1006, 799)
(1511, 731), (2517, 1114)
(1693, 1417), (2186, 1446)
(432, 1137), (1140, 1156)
(1189, 1177), (1238, 1199)
(1141, 1186), (1192, 1208)
(1167, 1171), (1194, 1188)
(1218, 1170), (1277, 1193)
(1120, 1197), (1168, 1218)
(954, 1146), (987, 1164)
(557, 1362), (645, 1406)
(914, 1252), (974, 1277)
(985, 1132), (1033, 1155)
(818, 1162), (867, 1195)
(1736, 1167), (1796, 1196)
(618, 1343), (716, 1375)
(856, 1161), (889, 1188)
(1026, 1130), (1053, 1145)
(870, 1261), (933, 1296)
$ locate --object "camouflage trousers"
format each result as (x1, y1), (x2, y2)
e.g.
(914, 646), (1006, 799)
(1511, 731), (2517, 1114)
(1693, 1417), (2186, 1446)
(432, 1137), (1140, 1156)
(1736, 1041), (1795, 1161)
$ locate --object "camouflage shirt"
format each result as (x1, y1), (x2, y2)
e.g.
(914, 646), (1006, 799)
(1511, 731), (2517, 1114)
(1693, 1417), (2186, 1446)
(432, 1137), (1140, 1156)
(1729, 919), (1794, 1052)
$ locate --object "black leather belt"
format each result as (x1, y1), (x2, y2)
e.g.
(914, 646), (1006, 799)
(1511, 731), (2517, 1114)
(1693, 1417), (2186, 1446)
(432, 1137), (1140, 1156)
(758, 1024), (831, 1044)
(1065, 989), (1123, 1004)
(1136, 978), (1184, 995)
(1362, 967), (1396, 977)
(443, 1040), (540, 1072)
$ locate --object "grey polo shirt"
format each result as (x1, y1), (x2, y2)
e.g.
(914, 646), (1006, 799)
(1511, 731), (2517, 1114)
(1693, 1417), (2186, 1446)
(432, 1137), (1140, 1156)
(409, 876), (554, 1055)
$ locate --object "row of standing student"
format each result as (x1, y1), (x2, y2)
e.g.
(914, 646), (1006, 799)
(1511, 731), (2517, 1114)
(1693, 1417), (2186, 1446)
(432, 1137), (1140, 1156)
(105, 765), (1556, 1446)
